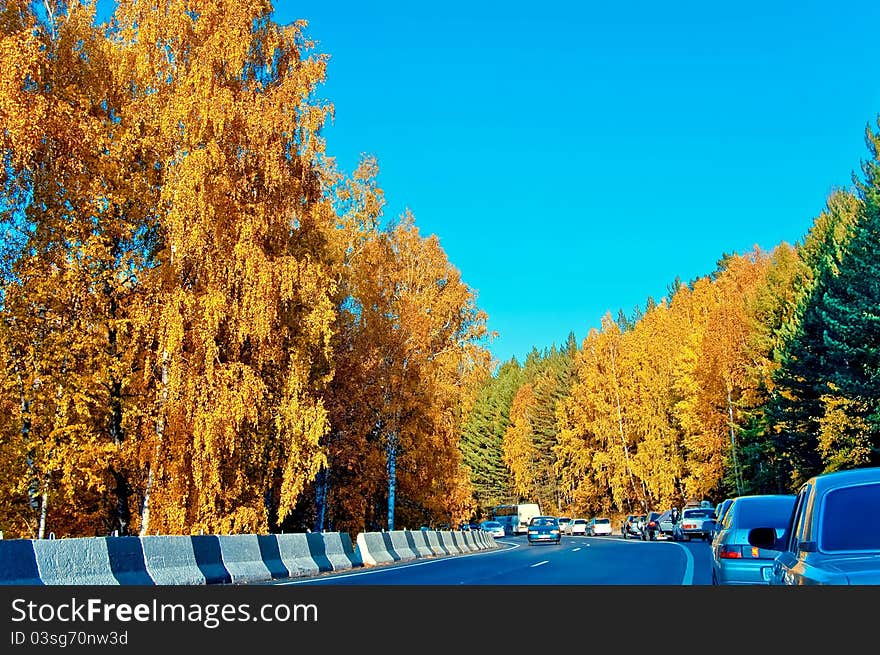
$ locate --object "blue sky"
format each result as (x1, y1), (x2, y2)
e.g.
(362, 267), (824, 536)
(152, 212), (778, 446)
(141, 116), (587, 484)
(145, 2), (880, 366)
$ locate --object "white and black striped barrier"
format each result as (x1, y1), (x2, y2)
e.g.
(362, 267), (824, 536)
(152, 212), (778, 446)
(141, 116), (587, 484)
(0, 532), (361, 586)
(0, 528), (498, 585)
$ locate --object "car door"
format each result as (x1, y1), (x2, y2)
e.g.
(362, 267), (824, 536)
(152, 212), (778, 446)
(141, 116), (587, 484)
(772, 483), (813, 585)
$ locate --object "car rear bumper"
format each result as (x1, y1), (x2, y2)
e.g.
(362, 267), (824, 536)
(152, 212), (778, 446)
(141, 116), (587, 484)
(528, 535), (560, 543)
(715, 559), (774, 585)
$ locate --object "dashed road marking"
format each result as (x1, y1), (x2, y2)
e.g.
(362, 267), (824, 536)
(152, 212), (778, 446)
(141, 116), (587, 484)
(572, 547), (582, 552)
(530, 560), (549, 568)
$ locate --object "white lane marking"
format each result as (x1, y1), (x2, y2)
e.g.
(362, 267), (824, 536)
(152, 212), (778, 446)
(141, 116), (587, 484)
(572, 547), (582, 552)
(276, 540), (520, 585)
(672, 542), (695, 585)
(530, 560), (549, 568)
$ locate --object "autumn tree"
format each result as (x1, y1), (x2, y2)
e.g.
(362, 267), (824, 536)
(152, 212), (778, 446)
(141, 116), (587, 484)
(107, 0), (340, 534)
(0, 0), (158, 538)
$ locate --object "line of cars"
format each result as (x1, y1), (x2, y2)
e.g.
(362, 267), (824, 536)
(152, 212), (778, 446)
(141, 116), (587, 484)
(524, 515), (615, 545)
(712, 466), (880, 585)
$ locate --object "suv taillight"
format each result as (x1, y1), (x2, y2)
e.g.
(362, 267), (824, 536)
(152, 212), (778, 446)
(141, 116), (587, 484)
(719, 545), (743, 559)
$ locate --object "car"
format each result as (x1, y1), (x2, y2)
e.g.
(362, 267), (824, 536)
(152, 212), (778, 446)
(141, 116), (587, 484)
(640, 511), (663, 540)
(672, 507), (716, 541)
(711, 494), (797, 585)
(587, 517), (612, 536)
(748, 466), (880, 585)
(479, 520), (506, 538)
(711, 499), (734, 540)
(527, 516), (562, 545)
(621, 514), (646, 539)
(656, 509), (676, 539)
(557, 517), (573, 535)
(566, 518), (588, 535)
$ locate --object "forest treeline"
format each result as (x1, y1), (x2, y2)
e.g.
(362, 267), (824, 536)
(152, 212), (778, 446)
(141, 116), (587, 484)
(463, 129), (880, 519)
(0, 1), (490, 539)
(3, 2), (880, 541)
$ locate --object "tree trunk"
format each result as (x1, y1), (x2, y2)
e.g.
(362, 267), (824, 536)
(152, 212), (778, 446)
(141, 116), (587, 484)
(608, 343), (642, 509)
(387, 433), (397, 531)
(37, 474), (50, 539)
(140, 351), (168, 536)
(313, 465), (328, 532)
(727, 385), (743, 495)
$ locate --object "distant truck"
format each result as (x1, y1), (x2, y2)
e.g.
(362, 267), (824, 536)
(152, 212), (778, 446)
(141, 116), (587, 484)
(491, 503), (542, 536)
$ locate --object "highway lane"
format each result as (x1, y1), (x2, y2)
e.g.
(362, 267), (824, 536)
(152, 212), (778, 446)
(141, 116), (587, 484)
(273, 533), (715, 585)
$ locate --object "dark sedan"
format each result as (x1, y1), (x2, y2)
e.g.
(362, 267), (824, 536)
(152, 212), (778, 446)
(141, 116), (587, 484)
(527, 516), (562, 545)
(640, 512), (663, 541)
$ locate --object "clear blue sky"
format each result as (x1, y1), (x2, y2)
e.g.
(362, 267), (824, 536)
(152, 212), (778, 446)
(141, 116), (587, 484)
(157, 2), (880, 366)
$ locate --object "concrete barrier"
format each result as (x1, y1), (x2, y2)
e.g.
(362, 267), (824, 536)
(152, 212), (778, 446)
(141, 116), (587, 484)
(410, 530), (435, 557)
(276, 533), (320, 578)
(0, 540), (43, 585)
(438, 531), (460, 554)
(190, 535), (232, 585)
(217, 534), (273, 584)
(105, 536), (154, 585)
(424, 530), (447, 556)
(142, 535), (206, 585)
(34, 537), (119, 585)
(338, 532), (364, 568)
(319, 532), (362, 571)
(388, 530), (419, 562)
(257, 535), (291, 580)
(454, 531), (475, 553)
(355, 531), (398, 566)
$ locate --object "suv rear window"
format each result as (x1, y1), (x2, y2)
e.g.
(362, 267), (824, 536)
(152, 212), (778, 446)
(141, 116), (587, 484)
(531, 517), (557, 527)
(595, 518), (610, 524)
(735, 497), (795, 528)
(683, 509), (713, 519)
(821, 483), (880, 551)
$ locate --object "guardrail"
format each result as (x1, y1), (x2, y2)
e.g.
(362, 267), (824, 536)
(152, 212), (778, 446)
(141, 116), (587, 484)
(0, 529), (499, 585)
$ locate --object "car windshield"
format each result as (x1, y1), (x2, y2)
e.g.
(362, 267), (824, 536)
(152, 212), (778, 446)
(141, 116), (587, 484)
(821, 483), (880, 551)
(482, 521), (501, 528)
(531, 517), (557, 527)
(734, 496), (796, 528)
(573, 519), (587, 525)
(683, 509), (713, 519)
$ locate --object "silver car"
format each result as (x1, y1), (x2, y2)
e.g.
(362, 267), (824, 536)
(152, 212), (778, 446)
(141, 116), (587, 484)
(748, 466), (880, 585)
(711, 494), (797, 585)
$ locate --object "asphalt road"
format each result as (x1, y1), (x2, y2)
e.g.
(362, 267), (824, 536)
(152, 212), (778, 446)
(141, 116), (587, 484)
(273, 533), (715, 585)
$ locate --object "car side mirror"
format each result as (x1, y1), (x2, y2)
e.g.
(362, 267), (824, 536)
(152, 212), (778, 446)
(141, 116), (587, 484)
(748, 527), (781, 551)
